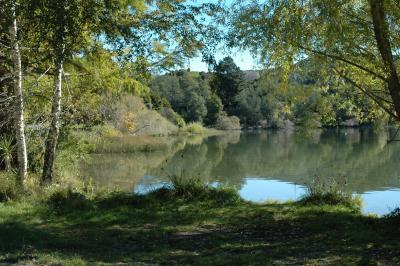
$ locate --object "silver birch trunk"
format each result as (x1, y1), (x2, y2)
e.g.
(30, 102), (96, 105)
(41, 55), (64, 183)
(9, 1), (28, 182)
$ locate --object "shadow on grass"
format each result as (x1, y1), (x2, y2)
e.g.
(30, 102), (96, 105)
(1, 189), (400, 265)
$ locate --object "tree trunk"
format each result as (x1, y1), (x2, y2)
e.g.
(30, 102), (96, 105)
(41, 54), (64, 184)
(369, 0), (400, 120)
(9, 1), (28, 183)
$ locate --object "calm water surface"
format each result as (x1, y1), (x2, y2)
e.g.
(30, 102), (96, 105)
(80, 128), (400, 215)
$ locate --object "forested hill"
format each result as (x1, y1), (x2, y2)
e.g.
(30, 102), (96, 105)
(150, 57), (386, 129)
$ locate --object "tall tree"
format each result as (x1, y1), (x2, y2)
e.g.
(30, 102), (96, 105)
(227, 0), (400, 121)
(8, 0), (28, 182)
(41, 0), (67, 183)
(211, 57), (245, 114)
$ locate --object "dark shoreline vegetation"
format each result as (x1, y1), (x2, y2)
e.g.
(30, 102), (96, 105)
(1, 176), (400, 265)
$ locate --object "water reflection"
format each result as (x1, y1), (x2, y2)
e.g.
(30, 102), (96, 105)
(81, 127), (400, 215)
(239, 178), (306, 202)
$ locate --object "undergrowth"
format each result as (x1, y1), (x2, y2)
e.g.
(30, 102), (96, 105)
(0, 172), (19, 202)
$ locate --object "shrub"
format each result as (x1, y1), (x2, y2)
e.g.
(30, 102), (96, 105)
(47, 188), (92, 211)
(182, 122), (206, 134)
(215, 113), (241, 130)
(299, 176), (362, 210)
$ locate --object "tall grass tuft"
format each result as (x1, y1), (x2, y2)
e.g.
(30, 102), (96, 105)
(299, 176), (362, 210)
(149, 176), (241, 206)
(169, 175), (205, 197)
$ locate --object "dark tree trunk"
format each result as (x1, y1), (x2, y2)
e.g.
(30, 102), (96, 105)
(369, 0), (400, 120)
(41, 0), (67, 184)
(41, 53), (64, 184)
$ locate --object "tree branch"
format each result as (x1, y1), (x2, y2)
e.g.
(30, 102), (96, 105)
(299, 45), (387, 82)
(334, 68), (397, 118)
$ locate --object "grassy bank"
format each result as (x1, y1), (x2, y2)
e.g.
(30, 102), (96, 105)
(1, 182), (400, 265)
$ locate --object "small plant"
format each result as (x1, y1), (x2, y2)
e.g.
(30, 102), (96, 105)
(0, 136), (15, 172)
(299, 176), (362, 209)
(169, 175), (205, 197)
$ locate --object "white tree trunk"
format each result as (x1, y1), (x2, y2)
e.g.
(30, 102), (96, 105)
(9, 1), (28, 182)
(42, 55), (64, 183)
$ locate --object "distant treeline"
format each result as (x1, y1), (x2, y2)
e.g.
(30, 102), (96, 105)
(150, 56), (387, 129)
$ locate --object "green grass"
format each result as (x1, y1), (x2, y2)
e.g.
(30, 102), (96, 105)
(0, 185), (400, 265)
(93, 135), (173, 153)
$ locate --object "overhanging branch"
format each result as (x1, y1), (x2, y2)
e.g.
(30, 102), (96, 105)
(299, 45), (387, 82)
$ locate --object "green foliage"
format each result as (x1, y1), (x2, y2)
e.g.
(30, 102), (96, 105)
(300, 176), (362, 210)
(236, 85), (269, 127)
(227, 0), (397, 121)
(211, 57), (246, 114)
(151, 70), (212, 123)
(205, 93), (223, 126)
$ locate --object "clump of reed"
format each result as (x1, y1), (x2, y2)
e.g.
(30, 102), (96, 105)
(299, 176), (362, 210)
(149, 176), (241, 206)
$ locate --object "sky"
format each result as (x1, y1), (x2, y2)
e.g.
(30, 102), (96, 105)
(187, 49), (260, 72)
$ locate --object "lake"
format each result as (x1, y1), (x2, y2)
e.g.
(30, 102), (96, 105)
(80, 127), (400, 215)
